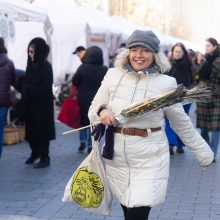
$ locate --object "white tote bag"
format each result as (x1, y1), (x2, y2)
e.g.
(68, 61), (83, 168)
(62, 139), (112, 215)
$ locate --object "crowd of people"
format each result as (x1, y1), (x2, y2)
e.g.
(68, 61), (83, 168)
(0, 29), (219, 219)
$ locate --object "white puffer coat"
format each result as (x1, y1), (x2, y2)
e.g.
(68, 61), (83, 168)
(88, 59), (214, 208)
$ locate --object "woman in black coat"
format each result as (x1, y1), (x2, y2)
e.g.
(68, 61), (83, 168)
(167, 42), (193, 88)
(23, 38), (55, 168)
(165, 42), (194, 155)
(72, 46), (108, 153)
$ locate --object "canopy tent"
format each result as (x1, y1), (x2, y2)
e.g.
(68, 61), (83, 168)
(0, 0), (53, 71)
(32, 0), (91, 83)
(1, 0), (203, 84)
(33, 0), (123, 83)
(0, 0), (52, 41)
(0, 0), (51, 23)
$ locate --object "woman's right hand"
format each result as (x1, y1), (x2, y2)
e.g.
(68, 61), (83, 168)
(99, 109), (117, 127)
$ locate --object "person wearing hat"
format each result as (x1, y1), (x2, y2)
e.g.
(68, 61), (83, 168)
(72, 46), (86, 60)
(88, 30), (213, 219)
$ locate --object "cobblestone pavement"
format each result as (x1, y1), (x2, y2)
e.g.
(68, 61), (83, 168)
(0, 104), (220, 220)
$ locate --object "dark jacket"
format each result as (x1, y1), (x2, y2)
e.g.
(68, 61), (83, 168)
(24, 61), (55, 142)
(197, 48), (220, 130)
(0, 54), (15, 106)
(23, 38), (55, 142)
(72, 46), (108, 125)
(167, 57), (193, 88)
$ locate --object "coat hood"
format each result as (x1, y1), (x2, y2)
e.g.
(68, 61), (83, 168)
(28, 37), (49, 64)
(81, 46), (103, 65)
(0, 54), (8, 67)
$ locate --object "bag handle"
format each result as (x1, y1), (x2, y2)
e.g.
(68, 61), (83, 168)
(7, 121), (17, 129)
(91, 137), (100, 160)
(12, 118), (25, 126)
(90, 125), (101, 161)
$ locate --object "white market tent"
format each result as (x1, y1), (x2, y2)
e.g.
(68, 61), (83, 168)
(31, 0), (89, 83)
(0, 0), (53, 70)
(1, 0), (203, 84)
(33, 0), (185, 82)
(0, 0), (50, 23)
(33, 0), (123, 83)
(1, 0), (122, 83)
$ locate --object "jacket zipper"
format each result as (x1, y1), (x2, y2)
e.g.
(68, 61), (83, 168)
(131, 71), (149, 103)
(125, 74), (141, 187)
(130, 75), (141, 103)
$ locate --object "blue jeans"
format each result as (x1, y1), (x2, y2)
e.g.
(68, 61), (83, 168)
(0, 107), (8, 158)
(79, 127), (92, 149)
(201, 129), (220, 157)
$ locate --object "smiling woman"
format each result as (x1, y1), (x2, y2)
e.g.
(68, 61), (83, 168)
(88, 29), (214, 220)
(129, 47), (154, 71)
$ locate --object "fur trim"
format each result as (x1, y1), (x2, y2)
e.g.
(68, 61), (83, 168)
(154, 52), (171, 73)
(114, 48), (130, 71)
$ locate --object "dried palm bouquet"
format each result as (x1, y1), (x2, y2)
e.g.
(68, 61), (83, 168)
(63, 85), (211, 134)
(116, 85), (211, 121)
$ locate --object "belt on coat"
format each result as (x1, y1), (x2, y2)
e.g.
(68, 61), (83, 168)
(113, 127), (162, 137)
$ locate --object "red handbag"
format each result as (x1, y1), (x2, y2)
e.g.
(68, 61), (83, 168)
(57, 96), (80, 129)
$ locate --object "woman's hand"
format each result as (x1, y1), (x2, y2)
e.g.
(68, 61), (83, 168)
(99, 109), (117, 127)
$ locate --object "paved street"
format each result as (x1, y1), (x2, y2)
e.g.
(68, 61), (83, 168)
(0, 103), (220, 220)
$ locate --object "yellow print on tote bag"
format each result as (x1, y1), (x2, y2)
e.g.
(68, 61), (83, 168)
(71, 166), (104, 208)
(62, 138), (112, 215)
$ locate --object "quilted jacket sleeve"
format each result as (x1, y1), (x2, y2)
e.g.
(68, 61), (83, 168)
(164, 79), (214, 166)
(88, 69), (112, 123)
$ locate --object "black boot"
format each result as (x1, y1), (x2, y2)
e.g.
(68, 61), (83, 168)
(176, 147), (184, 154)
(169, 145), (174, 157)
(34, 157), (50, 168)
(25, 154), (39, 164)
(78, 142), (86, 151)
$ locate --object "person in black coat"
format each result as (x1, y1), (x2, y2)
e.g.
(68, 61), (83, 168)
(167, 42), (193, 88)
(72, 46), (108, 153)
(23, 37), (55, 168)
(165, 42), (194, 155)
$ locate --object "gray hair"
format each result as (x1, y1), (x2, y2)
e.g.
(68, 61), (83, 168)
(114, 48), (171, 73)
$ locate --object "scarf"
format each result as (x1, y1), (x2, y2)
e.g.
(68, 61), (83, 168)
(200, 49), (219, 81)
(91, 124), (113, 160)
(167, 57), (192, 87)
(125, 63), (159, 75)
